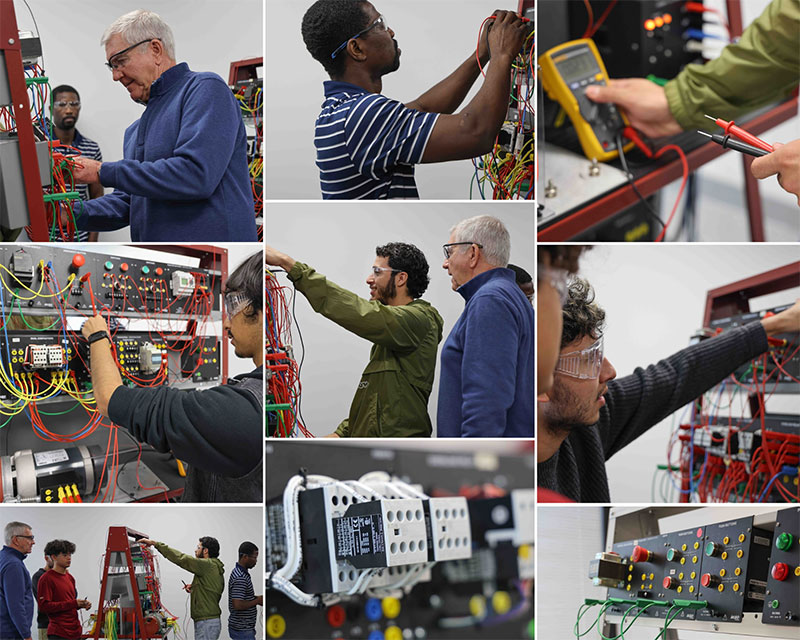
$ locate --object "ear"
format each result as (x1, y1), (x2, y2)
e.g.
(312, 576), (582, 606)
(347, 38), (368, 62)
(395, 271), (408, 289)
(150, 38), (166, 63)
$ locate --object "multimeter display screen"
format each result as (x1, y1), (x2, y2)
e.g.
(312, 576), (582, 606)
(555, 51), (600, 83)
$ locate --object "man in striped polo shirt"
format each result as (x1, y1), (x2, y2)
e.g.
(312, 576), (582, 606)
(227, 542), (261, 640)
(48, 85), (102, 241)
(302, 1), (529, 199)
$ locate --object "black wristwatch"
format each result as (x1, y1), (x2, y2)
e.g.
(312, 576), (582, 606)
(87, 330), (111, 345)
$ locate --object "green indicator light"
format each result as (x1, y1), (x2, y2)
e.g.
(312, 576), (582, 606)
(770, 599), (780, 609)
(141, 265), (151, 275)
(104, 261), (113, 270)
(776, 532), (794, 551)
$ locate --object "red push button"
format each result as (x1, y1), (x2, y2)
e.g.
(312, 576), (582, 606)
(155, 267), (164, 276)
(631, 545), (653, 563)
(71, 254), (85, 268)
(662, 577), (677, 590)
(700, 573), (717, 588)
(326, 605), (345, 628)
(771, 562), (789, 582)
(120, 262), (129, 272)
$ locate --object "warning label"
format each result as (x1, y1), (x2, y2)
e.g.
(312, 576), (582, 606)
(333, 514), (385, 560)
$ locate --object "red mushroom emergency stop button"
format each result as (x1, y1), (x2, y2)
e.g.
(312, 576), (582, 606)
(631, 545), (653, 563)
(71, 254), (85, 269)
(771, 562), (789, 582)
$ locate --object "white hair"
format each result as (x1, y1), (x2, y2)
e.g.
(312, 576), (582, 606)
(450, 216), (510, 268)
(4, 521), (32, 545)
(101, 9), (176, 60)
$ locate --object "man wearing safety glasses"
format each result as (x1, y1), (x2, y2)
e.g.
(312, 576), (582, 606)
(538, 278), (800, 502)
(266, 243), (443, 437)
(301, 1), (529, 199)
(70, 10), (257, 242)
(79, 253), (264, 503)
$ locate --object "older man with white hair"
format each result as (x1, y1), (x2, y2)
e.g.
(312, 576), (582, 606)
(71, 9), (257, 241)
(438, 215), (534, 437)
(1, 522), (35, 640)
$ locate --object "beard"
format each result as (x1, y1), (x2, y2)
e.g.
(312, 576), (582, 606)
(540, 379), (600, 435)
(380, 41), (401, 75)
(375, 275), (397, 304)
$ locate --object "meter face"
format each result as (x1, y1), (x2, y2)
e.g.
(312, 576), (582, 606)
(555, 47), (602, 87)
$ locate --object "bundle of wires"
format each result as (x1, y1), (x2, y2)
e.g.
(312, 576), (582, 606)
(471, 16), (534, 200)
(266, 270), (310, 437)
(234, 85), (263, 240)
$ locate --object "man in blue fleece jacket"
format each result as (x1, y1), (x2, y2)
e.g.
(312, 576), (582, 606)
(437, 216), (534, 438)
(0, 521), (35, 640)
(72, 10), (257, 242)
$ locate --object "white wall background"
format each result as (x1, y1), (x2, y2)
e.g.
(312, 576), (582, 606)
(569, 244), (800, 502)
(265, 0), (523, 200)
(0, 504), (264, 639)
(13, 0), (263, 241)
(538, 505), (785, 640)
(265, 201), (534, 436)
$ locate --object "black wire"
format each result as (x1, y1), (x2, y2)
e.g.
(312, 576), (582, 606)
(616, 133), (665, 233)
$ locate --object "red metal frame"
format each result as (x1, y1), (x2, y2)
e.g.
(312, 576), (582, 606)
(227, 57), (263, 86)
(0, 0), (48, 240)
(538, 0), (797, 241)
(92, 527), (160, 639)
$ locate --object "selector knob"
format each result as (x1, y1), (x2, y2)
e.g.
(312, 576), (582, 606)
(705, 541), (723, 557)
(631, 545), (653, 563)
(771, 563), (789, 582)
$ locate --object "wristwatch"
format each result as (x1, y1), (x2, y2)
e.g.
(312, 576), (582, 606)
(87, 330), (111, 345)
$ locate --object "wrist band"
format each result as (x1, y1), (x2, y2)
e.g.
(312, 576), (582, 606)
(87, 330), (110, 345)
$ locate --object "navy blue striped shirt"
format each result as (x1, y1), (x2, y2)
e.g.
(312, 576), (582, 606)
(227, 563), (256, 631)
(315, 81), (438, 199)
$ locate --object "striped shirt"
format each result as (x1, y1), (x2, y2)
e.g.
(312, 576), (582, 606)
(227, 563), (256, 631)
(315, 80), (438, 200)
(46, 122), (102, 242)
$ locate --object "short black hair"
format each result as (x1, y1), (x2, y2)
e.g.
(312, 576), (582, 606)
(508, 264), (532, 285)
(44, 539), (76, 556)
(225, 252), (263, 321)
(302, 0), (370, 77)
(199, 536), (220, 558)
(375, 242), (430, 299)
(238, 541), (258, 559)
(52, 85), (80, 102)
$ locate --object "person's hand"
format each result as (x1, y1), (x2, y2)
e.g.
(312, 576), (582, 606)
(750, 140), (800, 206)
(72, 158), (102, 184)
(137, 538), (156, 547)
(761, 299), (800, 336)
(265, 246), (296, 272)
(485, 10), (527, 61)
(255, 595), (263, 606)
(81, 314), (109, 340)
(477, 10), (504, 64)
(183, 583), (193, 593)
(584, 78), (683, 139)
(76, 598), (92, 610)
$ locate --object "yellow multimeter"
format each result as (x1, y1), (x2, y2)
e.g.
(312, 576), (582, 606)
(539, 38), (634, 162)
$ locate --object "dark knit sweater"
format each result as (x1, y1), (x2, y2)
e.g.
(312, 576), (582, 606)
(538, 322), (768, 502)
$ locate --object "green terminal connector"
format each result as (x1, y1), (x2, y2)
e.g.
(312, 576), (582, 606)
(584, 598), (605, 606)
(646, 74), (668, 86)
(608, 597), (628, 605)
(43, 192), (81, 202)
(25, 76), (49, 85)
(266, 403), (292, 411)
(636, 598), (668, 607)
(673, 599), (708, 610)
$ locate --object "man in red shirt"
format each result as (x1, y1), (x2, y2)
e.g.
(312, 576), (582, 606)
(36, 541), (91, 640)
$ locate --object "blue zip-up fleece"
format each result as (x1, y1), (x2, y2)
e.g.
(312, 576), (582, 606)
(437, 268), (534, 437)
(79, 63), (258, 241)
(0, 545), (33, 639)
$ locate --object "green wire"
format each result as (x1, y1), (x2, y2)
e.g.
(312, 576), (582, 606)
(0, 413), (15, 429)
(600, 602), (656, 640)
(14, 294), (60, 330)
(574, 601), (612, 638)
(37, 402), (84, 416)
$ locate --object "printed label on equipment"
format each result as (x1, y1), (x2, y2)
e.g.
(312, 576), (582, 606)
(34, 449), (69, 466)
(333, 514), (385, 559)
(752, 535), (770, 547)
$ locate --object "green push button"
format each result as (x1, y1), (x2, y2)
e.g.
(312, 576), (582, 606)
(770, 599), (780, 609)
(104, 261), (113, 270)
(776, 532), (794, 551)
(141, 265), (151, 275)
(527, 619), (534, 638)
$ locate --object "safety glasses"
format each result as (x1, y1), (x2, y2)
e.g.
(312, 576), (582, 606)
(330, 15), (390, 59)
(105, 39), (153, 71)
(555, 335), (604, 379)
(224, 291), (252, 318)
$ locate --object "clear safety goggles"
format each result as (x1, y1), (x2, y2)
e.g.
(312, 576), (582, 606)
(554, 335), (604, 379)
(224, 291), (252, 318)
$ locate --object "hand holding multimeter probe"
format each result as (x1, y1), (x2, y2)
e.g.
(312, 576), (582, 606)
(539, 38), (634, 161)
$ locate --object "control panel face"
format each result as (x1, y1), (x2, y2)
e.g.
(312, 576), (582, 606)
(763, 507), (800, 626)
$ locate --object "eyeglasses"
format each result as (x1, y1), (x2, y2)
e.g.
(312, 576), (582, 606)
(54, 101), (81, 108)
(14, 534), (35, 540)
(331, 15), (390, 59)
(555, 335), (605, 379)
(224, 291), (252, 318)
(538, 263), (569, 306)
(105, 39), (154, 71)
(370, 266), (401, 276)
(443, 242), (482, 260)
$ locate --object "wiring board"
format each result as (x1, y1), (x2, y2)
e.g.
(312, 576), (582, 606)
(0, 244), (226, 503)
(266, 442), (534, 639)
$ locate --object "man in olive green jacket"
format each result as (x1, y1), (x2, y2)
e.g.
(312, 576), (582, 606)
(138, 537), (224, 640)
(266, 242), (443, 437)
(585, 0), (800, 204)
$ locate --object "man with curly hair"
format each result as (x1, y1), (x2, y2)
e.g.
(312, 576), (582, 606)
(538, 278), (800, 502)
(266, 242), (443, 436)
(36, 540), (91, 640)
(301, 1), (529, 199)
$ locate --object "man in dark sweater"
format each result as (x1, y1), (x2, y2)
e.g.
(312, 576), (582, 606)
(0, 521), (35, 640)
(36, 541), (91, 640)
(31, 552), (53, 640)
(538, 278), (800, 502)
(79, 252), (263, 502)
